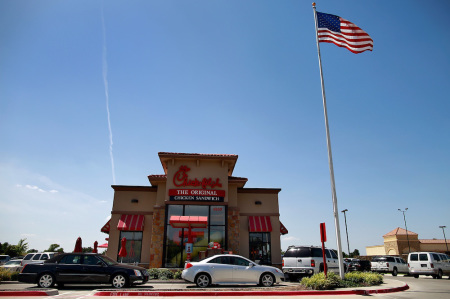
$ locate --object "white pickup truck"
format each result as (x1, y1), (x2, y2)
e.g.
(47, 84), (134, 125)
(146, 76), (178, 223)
(371, 256), (408, 276)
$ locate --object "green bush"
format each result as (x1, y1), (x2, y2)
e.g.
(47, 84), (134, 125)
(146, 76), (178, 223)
(300, 273), (332, 290)
(300, 271), (383, 290)
(0, 269), (19, 281)
(147, 268), (182, 280)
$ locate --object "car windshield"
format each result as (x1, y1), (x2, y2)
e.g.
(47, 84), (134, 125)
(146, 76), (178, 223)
(99, 255), (118, 266)
(5, 261), (21, 265)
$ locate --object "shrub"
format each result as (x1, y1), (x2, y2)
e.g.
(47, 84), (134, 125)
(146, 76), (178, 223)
(300, 273), (332, 290)
(0, 269), (19, 281)
(300, 271), (383, 290)
(147, 268), (181, 280)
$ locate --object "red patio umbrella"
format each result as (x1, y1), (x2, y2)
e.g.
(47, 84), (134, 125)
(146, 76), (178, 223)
(98, 243), (108, 248)
(118, 237), (127, 263)
(73, 237), (82, 253)
(92, 241), (98, 253)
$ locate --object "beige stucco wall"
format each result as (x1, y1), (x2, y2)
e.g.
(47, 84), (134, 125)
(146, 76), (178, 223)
(236, 190), (281, 266)
(106, 188), (157, 264)
(366, 245), (386, 256)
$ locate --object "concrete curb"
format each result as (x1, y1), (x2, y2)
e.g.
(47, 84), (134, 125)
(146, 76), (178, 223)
(0, 289), (58, 297)
(92, 284), (409, 296)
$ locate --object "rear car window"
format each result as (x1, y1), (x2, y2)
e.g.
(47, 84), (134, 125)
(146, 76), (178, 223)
(23, 254), (34, 261)
(410, 254), (418, 261)
(419, 254), (429, 261)
(284, 247), (311, 258)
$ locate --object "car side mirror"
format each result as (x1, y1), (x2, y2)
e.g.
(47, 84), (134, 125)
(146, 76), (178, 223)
(250, 263), (256, 268)
(97, 261), (104, 266)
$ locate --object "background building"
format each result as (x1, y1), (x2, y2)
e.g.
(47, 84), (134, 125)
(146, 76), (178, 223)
(366, 227), (449, 257)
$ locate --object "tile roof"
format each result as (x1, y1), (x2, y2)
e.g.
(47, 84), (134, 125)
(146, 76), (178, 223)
(419, 239), (448, 244)
(383, 227), (418, 237)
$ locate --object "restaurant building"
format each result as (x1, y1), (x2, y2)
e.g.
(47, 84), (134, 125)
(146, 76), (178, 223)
(101, 152), (288, 268)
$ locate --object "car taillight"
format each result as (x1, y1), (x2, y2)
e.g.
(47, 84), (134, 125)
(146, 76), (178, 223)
(408, 263), (410, 267)
(185, 263), (193, 269)
(386, 262), (389, 267)
(20, 264), (27, 273)
(311, 259), (315, 267)
(430, 263), (434, 268)
(282, 259), (284, 267)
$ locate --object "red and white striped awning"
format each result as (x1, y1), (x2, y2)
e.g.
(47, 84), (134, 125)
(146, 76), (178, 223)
(169, 216), (208, 229)
(101, 220), (110, 234)
(117, 214), (145, 231)
(280, 221), (288, 235)
(248, 216), (272, 232)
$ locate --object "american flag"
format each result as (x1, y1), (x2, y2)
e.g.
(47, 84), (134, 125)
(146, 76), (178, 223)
(316, 11), (373, 54)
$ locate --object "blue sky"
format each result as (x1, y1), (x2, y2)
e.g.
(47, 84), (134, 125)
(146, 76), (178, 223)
(1, 0), (449, 255)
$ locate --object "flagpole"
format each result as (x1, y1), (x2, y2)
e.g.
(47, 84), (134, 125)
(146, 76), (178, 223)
(312, 2), (345, 279)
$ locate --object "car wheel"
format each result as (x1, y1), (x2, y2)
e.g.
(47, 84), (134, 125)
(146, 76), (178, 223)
(260, 273), (275, 287)
(112, 274), (129, 288)
(37, 273), (55, 288)
(288, 274), (298, 282)
(195, 273), (211, 288)
(413, 274), (419, 279)
(437, 270), (443, 279)
(392, 268), (398, 276)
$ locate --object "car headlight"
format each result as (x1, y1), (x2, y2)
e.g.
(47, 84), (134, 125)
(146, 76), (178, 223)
(133, 270), (142, 276)
(275, 268), (282, 273)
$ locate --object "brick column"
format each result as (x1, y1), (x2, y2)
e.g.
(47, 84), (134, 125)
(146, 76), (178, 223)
(228, 207), (240, 254)
(149, 206), (165, 268)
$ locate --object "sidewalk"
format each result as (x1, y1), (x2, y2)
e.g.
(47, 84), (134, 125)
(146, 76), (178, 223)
(94, 278), (409, 296)
(0, 278), (409, 297)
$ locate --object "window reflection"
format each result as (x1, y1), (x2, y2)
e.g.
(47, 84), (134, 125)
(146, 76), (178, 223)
(164, 205), (226, 268)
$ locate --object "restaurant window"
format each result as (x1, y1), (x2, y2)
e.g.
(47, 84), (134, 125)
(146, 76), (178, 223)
(117, 231), (142, 263)
(164, 205), (227, 268)
(249, 232), (271, 265)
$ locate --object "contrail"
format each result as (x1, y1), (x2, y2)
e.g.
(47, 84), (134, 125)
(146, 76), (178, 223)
(101, 4), (116, 185)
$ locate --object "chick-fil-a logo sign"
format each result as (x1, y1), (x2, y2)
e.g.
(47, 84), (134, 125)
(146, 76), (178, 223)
(173, 165), (222, 189)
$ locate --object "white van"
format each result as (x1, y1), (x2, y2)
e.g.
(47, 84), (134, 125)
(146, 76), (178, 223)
(408, 252), (450, 279)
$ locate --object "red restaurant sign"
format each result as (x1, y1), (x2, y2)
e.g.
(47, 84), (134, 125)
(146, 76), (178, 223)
(173, 165), (222, 189)
(170, 165), (225, 202)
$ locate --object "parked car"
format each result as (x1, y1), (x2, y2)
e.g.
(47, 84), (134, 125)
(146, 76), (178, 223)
(19, 253), (149, 288)
(282, 246), (339, 281)
(371, 256), (408, 276)
(344, 258), (371, 272)
(21, 252), (56, 266)
(181, 254), (284, 288)
(408, 252), (450, 279)
(0, 255), (11, 265)
(0, 259), (23, 272)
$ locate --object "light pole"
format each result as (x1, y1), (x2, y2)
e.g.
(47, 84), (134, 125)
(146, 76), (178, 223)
(341, 209), (350, 257)
(439, 226), (448, 253)
(398, 208), (411, 253)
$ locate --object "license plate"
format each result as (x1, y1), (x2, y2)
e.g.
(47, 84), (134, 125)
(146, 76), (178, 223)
(421, 264), (427, 267)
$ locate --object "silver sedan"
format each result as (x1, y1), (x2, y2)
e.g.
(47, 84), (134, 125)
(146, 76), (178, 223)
(181, 254), (285, 288)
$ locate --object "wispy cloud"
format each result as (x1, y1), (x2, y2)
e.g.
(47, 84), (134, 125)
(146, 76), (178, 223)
(16, 184), (58, 193)
(101, 3), (116, 185)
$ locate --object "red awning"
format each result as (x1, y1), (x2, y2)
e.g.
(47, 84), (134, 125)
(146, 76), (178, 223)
(248, 216), (272, 232)
(280, 221), (288, 235)
(117, 214), (145, 231)
(101, 220), (110, 234)
(169, 216), (208, 228)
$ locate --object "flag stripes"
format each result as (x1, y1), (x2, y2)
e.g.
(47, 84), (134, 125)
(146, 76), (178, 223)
(317, 12), (373, 54)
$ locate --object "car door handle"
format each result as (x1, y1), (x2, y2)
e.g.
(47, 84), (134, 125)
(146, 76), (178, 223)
(297, 259), (302, 262)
